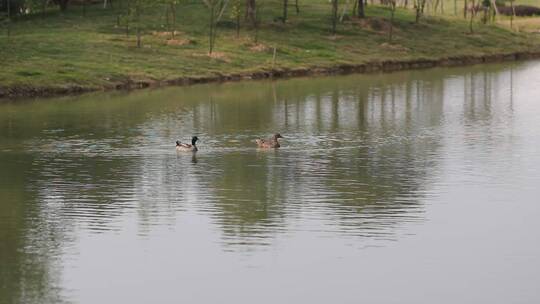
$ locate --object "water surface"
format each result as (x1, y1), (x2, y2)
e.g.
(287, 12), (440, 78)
(1, 61), (540, 304)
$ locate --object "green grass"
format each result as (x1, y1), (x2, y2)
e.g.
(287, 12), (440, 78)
(0, 0), (539, 91)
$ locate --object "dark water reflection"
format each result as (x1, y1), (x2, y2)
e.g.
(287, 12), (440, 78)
(1, 61), (540, 304)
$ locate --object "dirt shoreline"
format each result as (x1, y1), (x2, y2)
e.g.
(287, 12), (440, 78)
(1, 51), (540, 99)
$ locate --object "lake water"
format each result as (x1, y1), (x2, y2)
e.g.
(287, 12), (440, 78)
(1, 61), (540, 304)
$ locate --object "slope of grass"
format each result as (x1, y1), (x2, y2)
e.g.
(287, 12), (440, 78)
(0, 0), (539, 92)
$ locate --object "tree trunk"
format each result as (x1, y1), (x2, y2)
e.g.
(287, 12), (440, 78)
(464, 0), (468, 18)
(469, 0), (475, 33)
(209, 2), (215, 54)
(415, 0), (425, 23)
(245, 0), (256, 27)
(236, 11), (240, 37)
(491, 0), (499, 15)
(58, 0), (69, 11)
(294, 0), (299, 14)
(489, 0), (498, 20)
(440, 0), (444, 14)
(331, 0), (338, 35)
(415, 0), (420, 23)
(7, 0), (11, 38)
(357, 0), (365, 18)
(389, 1), (395, 42)
(339, 0), (349, 22)
(125, 0), (130, 37)
(165, 6), (170, 35)
(171, 2), (176, 39)
(254, 2), (262, 43)
(136, 2), (141, 48)
(283, 0), (288, 22)
(510, 0), (515, 29)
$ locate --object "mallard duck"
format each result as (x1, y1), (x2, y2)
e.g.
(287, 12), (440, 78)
(255, 133), (283, 148)
(176, 136), (199, 152)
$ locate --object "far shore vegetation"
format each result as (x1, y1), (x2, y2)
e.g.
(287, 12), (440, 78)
(1, 0), (540, 95)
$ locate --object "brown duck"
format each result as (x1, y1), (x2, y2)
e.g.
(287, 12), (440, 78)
(176, 136), (199, 152)
(255, 133), (283, 148)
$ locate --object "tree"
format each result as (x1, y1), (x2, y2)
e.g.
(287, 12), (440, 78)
(282, 0), (288, 23)
(253, 0), (262, 42)
(7, 0), (11, 37)
(510, 0), (515, 29)
(245, 0), (255, 27)
(53, 0), (69, 11)
(481, 0), (489, 24)
(389, 0), (396, 42)
(230, 0), (242, 37)
(1, 0), (26, 36)
(489, 0), (499, 22)
(120, 0), (160, 48)
(438, 0), (444, 14)
(209, 0), (217, 54)
(135, 0), (141, 47)
(203, 0), (225, 54)
(2, 0), (25, 17)
(469, 0), (476, 33)
(166, 0), (179, 39)
(6, 0), (11, 37)
(42, 0), (47, 14)
(414, 0), (426, 23)
(125, 0), (154, 47)
(357, 0), (365, 18)
(120, 0), (131, 37)
(331, 0), (338, 35)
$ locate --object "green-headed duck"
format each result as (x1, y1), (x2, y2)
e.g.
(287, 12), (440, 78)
(255, 133), (283, 148)
(176, 136), (199, 152)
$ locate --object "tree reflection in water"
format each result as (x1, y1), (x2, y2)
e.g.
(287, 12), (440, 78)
(0, 61), (522, 303)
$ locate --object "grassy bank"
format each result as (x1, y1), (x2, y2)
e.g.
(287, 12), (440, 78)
(1, 0), (540, 97)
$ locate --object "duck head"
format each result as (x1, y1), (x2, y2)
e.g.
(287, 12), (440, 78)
(192, 136), (199, 145)
(274, 133), (283, 140)
(176, 140), (181, 146)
